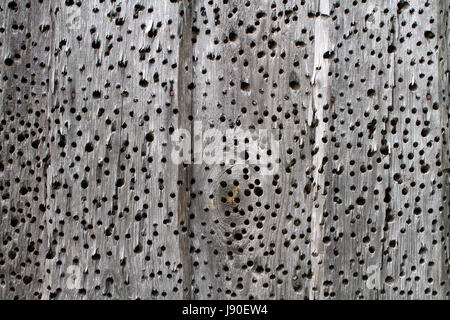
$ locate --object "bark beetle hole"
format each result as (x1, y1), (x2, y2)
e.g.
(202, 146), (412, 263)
(240, 81), (250, 91)
(7, 1), (18, 11)
(85, 143), (94, 152)
(367, 88), (376, 97)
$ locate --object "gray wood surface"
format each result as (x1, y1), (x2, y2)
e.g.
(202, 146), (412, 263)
(0, 0), (448, 299)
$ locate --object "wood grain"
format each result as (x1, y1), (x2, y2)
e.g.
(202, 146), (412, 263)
(0, 0), (448, 300)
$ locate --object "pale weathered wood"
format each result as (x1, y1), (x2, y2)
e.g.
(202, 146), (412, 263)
(0, 0), (448, 300)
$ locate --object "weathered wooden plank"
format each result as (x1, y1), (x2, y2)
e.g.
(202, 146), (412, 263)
(44, 0), (195, 299)
(1, 0), (192, 300)
(187, 0), (320, 299)
(0, 0), (53, 299)
(0, 0), (448, 300)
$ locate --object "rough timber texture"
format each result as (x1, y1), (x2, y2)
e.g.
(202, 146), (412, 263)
(0, 0), (448, 300)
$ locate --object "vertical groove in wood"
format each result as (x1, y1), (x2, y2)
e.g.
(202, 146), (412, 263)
(309, 0), (331, 299)
(176, 0), (194, 299)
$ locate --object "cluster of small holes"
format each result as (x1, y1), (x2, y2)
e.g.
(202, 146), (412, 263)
(0, 0), (448, 300)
